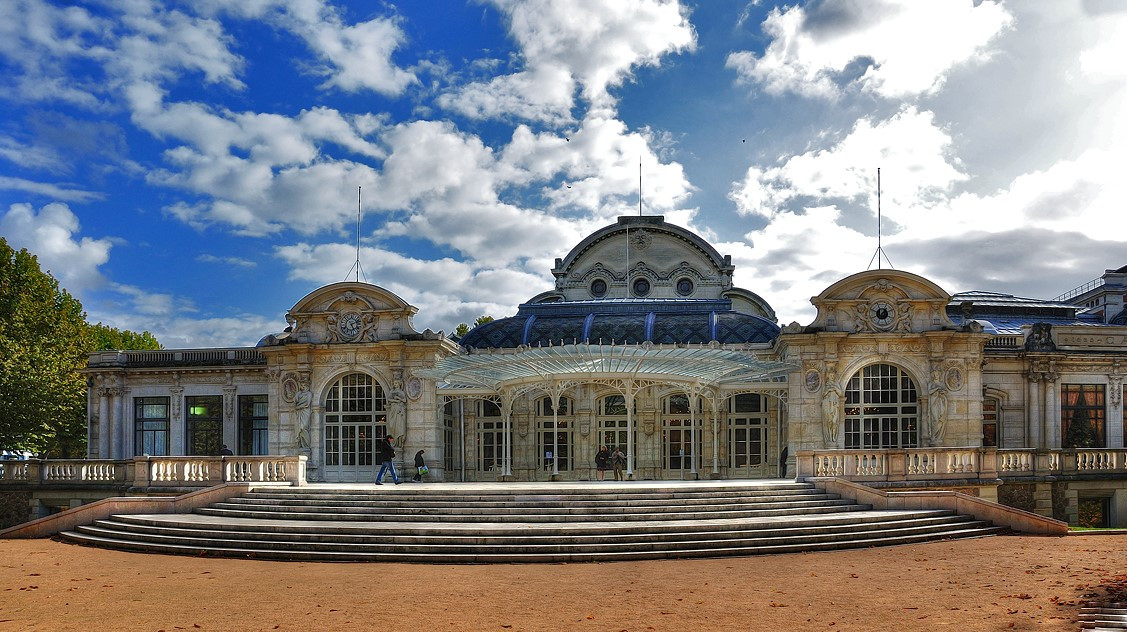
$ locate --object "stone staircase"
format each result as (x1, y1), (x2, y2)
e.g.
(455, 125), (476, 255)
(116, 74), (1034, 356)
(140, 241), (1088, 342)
(58, 481), (1002, 563)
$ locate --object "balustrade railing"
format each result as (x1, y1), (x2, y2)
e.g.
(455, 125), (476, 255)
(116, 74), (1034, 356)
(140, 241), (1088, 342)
(135, 456), (306, 487)
(797, 447), (1127, 482)
(0, 456), (305, 487)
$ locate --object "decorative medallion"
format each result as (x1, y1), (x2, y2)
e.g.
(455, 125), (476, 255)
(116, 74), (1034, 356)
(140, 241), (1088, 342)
(281, 376), (298, 403)
(405, 376), (422, 401)
(945, 367), (963, 391)
(804, 369), (822, 393)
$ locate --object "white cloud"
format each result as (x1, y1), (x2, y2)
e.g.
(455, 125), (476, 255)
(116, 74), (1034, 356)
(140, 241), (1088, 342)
(194, 0), (416, 96)
(0, 202), (112, 293)
(730, 107), (965, 222)
(196, 254), (257, 268)
(275, 242), (549, 331)
(0, 176), (104, 203)
(727, 0), (1013, 99)
(441, 0), (696, 121)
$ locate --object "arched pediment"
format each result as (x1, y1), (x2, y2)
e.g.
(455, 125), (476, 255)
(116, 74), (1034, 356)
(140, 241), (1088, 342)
(285, 282), (420, 345)
(808, 270), (957, 333)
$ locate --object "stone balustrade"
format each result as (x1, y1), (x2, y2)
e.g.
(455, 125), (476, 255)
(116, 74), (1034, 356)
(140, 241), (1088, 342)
(133, 456), (306, 487)
(0, 456), (306, 488)
(796, 447), (1127, 482)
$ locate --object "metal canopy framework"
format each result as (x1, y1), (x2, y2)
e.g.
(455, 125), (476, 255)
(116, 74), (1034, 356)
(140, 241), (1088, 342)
(418, 344), (796, 479)
(418, 344), (795, 394)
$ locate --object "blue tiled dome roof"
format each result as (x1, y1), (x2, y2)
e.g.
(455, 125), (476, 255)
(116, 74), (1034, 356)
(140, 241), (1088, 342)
(459, 299), (780, 349)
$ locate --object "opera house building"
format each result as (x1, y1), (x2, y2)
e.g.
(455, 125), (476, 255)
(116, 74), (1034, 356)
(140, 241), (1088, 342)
(77, 216), (1127, 528)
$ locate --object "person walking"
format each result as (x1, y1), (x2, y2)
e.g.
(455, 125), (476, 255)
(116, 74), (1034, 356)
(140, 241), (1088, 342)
(412, 449), (427, 482)
(611, 446), (626, 481)
(375, 435), (401, 485)
(594, 445), (610, 481)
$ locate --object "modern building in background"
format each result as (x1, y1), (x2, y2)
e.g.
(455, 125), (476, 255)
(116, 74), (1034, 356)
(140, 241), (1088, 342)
(80, 216), (1127, 526)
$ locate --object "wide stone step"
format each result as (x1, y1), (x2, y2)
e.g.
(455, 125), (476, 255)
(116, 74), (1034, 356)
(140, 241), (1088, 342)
(227, 491), (839, 509)
(58, 525), (1002, 563)
(106, 507), (958, 536)
(69, 518), (999, 556)
(193, 500), (870, 523)
(240, 486), (820, 503)
(55, 482), (1002, 563)
(214, 494), (845, 514)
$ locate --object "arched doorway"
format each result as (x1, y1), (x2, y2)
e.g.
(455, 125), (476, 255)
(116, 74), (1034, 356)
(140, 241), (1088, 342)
(323, 373), (386, 482)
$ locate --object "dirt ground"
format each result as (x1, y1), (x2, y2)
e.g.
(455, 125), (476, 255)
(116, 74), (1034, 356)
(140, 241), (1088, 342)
(1, 534), (1125, 631)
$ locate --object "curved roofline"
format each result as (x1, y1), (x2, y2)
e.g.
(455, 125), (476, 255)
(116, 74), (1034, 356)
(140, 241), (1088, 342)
(815, 268), (951, 302)
(288, 281), (416, 315)
(722, 287), (777, 322)
(552, 216), (733, 279)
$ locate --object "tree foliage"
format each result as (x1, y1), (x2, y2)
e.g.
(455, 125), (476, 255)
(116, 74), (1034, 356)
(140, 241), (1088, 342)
(89, 322), (162, 351)
(453, 315), (495, 338)
(0, 238), (160, 457)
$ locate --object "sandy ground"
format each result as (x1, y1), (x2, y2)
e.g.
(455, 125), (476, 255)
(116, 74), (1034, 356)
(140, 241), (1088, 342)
(1, 535), (1125, 631)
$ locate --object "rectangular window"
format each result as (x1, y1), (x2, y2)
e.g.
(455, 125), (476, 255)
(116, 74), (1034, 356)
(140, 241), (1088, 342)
(477, 420), (506, 472)
(1061, 384), (1106, 449)
(238, 395), (269, 455)
(134, 397), (169, 456)
(538, 419), (571, 471)
(443, 401), (457, 475)
(186, 395), (223, 456)
(982, 398), (998, 447)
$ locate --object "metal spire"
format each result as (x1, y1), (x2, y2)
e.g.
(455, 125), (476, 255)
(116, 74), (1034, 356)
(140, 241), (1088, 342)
(867, 168), (894, 270)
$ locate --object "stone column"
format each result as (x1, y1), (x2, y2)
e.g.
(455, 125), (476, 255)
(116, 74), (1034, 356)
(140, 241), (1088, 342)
(169, 387), (184, 455)
(109, 387), (125, 458)
(222, 386), (238, 453)
(98, 387), (111, 459)
(1026, 373), (1042, 450)
(1044, 374), (1060, 448)
(1108, 376), (1124, 449)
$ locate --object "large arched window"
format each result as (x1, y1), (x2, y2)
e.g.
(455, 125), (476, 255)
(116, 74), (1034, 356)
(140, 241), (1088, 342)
(323, 373), (386, 481)
(844, 364), (919, 449)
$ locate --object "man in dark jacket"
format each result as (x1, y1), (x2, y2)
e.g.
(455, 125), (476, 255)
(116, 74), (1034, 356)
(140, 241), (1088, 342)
(375, 435), (401, 484)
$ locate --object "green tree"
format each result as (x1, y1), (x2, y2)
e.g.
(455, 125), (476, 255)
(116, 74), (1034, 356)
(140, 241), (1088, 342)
(453, 314), (495, 338)
(89, 322), (162, 351)
(0, 239), (90, 457)
(0, 238), (161, 457)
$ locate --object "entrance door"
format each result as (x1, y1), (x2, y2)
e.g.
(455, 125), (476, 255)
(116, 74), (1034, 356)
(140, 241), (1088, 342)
(728, 394), (768, 478)
(323, 373), (385, 482)
(729, 417), (766, 478)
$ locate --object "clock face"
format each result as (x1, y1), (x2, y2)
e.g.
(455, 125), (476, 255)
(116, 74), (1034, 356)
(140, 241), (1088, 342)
(338, 311), (363, 339)
(870, 301), (895, 329)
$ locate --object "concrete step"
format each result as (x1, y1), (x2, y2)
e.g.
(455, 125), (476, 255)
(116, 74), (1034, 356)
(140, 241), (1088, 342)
(58, 525), (1002, 563)
(69, 517), (999, 556)
(55, 481), (1002, 563)
(193, 500), (871, 523)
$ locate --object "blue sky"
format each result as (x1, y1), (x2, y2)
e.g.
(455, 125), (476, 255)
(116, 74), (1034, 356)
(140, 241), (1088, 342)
(2, 0), (1125, 348)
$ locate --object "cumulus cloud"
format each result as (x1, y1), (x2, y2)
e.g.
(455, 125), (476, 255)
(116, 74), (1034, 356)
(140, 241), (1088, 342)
(727, 0), (1013, 99)
(0, 202), (112, 293)
(440, 0), (696, 121)
(731, 107), (964, 225)
(275, 242), (550, 331)
(194, 0), (417, 96)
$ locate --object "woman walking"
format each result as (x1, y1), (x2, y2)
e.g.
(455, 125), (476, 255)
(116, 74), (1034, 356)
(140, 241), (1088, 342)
(412, 449), (427, 482)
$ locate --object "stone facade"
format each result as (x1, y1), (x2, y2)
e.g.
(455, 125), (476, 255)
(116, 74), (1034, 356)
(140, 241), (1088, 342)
(81, 217), (1127, 526)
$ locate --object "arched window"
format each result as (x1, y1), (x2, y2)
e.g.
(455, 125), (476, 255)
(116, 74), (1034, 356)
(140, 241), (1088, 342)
(323, 373), (385, 480)
(844, 364), (919, 449)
